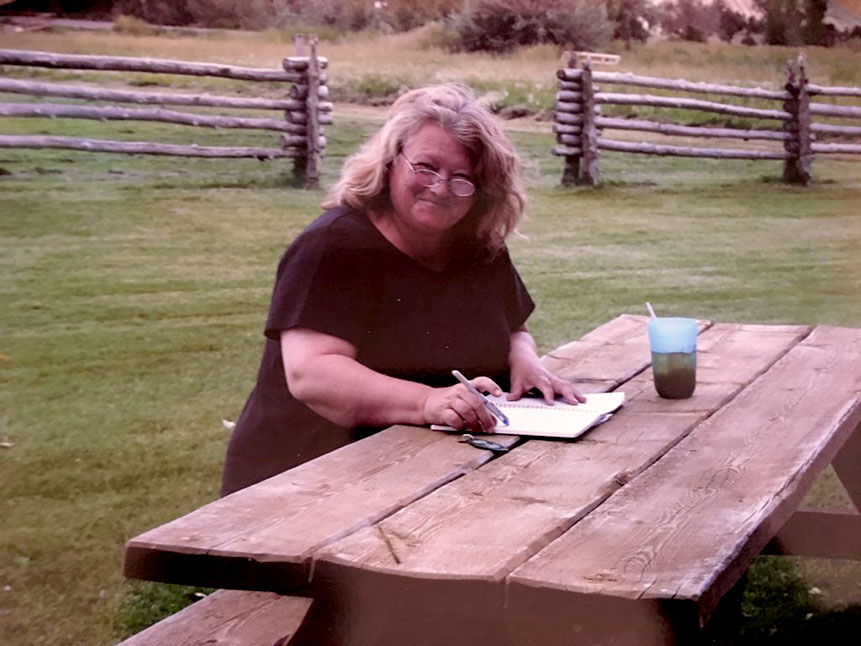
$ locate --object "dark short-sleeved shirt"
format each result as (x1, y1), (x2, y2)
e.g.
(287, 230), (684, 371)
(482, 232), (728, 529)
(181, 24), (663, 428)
(221, 206), (534, 495)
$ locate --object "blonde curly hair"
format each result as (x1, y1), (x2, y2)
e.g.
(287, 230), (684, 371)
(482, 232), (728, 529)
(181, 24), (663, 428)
(323, 83), (526, 253)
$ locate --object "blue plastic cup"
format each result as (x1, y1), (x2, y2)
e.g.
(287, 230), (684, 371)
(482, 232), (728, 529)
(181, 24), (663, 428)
(647, 317), (697, 399)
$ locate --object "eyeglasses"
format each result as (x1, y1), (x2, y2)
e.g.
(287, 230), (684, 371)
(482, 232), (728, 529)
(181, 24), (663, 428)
(401, 155), (476, 198)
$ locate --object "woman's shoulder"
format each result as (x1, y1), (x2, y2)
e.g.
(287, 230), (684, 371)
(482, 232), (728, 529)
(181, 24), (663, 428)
(289, 205), (376, 250)
(276, 205), (380, 273)
(301, 204), (367, 237)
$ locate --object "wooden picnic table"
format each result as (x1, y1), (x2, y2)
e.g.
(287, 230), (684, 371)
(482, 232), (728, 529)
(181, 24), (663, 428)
(124, 314), (861, 645)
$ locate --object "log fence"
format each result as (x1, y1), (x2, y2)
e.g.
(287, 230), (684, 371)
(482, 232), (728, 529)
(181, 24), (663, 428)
(554, 53), (861, 186)
(0, 38), (331, 187)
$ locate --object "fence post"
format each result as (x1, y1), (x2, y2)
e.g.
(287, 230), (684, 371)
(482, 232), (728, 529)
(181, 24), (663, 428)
(579, 59), (599, 185)
(303, 37), (322, 190)
(783, 53), (812, 185)
(560, 52), (580, 186)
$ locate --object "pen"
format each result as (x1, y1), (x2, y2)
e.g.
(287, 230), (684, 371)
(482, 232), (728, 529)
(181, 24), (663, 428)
(451, 370), (510, 427)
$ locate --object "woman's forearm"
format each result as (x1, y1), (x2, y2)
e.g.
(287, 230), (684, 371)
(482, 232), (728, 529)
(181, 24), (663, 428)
(286, 350), (432, 428)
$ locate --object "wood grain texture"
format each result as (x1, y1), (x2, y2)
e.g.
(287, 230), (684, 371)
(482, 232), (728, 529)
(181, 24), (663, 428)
(124, 426), (518, 590)
(117, 589), (311, 646)
(508, 325), (858, 632)
(306, 323), (806, 645)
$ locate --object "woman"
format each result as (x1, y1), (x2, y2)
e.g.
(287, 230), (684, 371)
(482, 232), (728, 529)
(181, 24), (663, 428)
(221, 84), (583, 496)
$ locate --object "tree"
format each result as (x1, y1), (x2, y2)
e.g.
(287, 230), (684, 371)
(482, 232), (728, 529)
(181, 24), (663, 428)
(605, 0), (657, 48)
(447, 0), (612, 54)
(757, 0), (802, 46)
(715, 0), (747, 42)
(802, 0), (828, 45)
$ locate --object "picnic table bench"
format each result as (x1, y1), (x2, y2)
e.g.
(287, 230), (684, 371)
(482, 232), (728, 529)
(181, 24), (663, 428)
(123, 314), (860, 645)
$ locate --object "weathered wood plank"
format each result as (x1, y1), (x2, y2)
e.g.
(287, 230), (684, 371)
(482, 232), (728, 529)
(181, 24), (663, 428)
(117, 589), (311, 646)
(124, 425), (519, 591)
(507, 325), (857, 638)
(307, 323), (807, 645)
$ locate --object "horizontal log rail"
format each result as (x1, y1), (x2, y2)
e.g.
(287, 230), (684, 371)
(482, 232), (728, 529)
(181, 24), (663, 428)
(0, 49), (328, 83)
(0, 102), (299, 132)
(598, 138), (788, 160)
(553, 53), (859, 186)
(0, 39), (330, 187)
(281, 134), (327, 149)
(810, 142), (861, 154)
(594, 117), (790, 141)
(591, 71), (788, 100)
(557, 68), (585, 82)
(0, 134), (293, 158)
(810, 122), (861, 137)
(0, 78), (332, 112)
(807, 84), (861, 97)
(595, 92), (791, 121)
(809, 102), (861, 119)
(283, 56), (329, 69)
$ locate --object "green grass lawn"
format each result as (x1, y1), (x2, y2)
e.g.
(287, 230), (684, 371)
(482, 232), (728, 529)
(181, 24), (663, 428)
(1, 31), (860, 645)
(1, 113), (859, 645)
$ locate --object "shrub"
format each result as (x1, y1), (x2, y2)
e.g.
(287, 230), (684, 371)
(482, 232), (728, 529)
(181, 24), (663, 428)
(446, 0), (612, 54)
(113, 14), (159, 36)
(659, 0), (720, 43)
(383, 0), (462, 32)
(115, 1), (193, 26)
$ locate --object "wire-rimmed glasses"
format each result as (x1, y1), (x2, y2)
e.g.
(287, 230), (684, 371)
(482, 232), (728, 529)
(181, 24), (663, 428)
(401, 155), (476, 198)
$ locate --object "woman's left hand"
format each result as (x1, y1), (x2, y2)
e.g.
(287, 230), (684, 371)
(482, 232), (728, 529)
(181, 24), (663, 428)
(508, 328), (586, 405)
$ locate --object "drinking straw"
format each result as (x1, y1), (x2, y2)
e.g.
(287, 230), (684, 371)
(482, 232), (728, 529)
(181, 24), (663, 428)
(645, 302), (657, 318)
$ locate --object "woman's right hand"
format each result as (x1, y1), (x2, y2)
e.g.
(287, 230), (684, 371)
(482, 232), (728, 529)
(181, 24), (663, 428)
(421, 377), (503, 433)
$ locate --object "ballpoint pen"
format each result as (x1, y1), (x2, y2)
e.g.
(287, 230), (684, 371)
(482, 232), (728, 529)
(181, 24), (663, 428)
(451, 369), (510, 427)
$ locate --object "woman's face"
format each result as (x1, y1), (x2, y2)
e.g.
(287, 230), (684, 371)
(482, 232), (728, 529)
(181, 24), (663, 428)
(388, 121), (475, 240)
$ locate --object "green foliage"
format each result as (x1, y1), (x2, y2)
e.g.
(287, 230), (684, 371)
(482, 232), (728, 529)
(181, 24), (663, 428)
(446, 0), (612, 53)
(115, 0), (193, 26)
(116, 583), (214, 638)
(659, 0), (719, 43)
(802, 0), (829, 46)
(113, 14), (160, 37)
(331, 74), (410, 105)
(383, 0), (462, 32)
(738, 558), (861, 644)
(606, 0), (658, 44)
(263, 23), (343, 45)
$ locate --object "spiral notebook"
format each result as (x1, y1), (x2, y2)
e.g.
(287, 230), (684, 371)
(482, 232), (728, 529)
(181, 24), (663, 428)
(432, 391), (625, 439)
